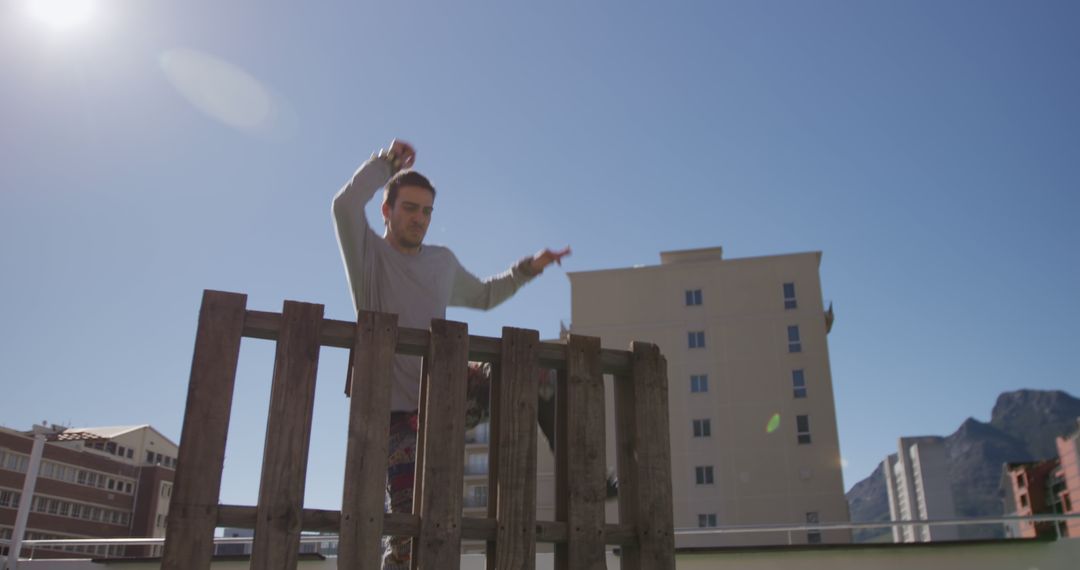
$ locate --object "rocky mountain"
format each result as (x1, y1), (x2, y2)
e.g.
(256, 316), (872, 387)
(846, 389), (1080, 542)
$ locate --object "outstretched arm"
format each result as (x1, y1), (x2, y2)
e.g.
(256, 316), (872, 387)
(450, 247), (572, 310)
(525, 246), (572, 276)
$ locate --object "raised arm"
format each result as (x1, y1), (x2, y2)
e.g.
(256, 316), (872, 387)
(332, 140), (416, 312)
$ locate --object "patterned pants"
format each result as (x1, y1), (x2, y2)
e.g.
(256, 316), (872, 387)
(384, 362), (518, 565)
(381, 363), (557, 569)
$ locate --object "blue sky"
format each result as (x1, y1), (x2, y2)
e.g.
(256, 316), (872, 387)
(1, 0), (1078, 513)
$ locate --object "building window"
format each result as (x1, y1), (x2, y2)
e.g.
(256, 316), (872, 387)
(1019, 493), (1029, 508)
(685, 289), (703, 306)
(796, 415), (812, 444)
(126, 448), (134, 459)
(690, 374), (709, 393)
(1063, 493), (1072, 512)
(1016, 473), (1027, 488)
(146, 451), (155, 464)
(806, 511), (822, 544)
(692, 419), (711, 437)
(783, 282), (798, 309)
(787, 326), (802, 353)
(0, 490), (20, 509)
(3, 452), (29, 473)
(695, 466), (714, 485)
(792, 369), (807, 398)
(688, 331), (706, 349)
(698, 513), (717, 528)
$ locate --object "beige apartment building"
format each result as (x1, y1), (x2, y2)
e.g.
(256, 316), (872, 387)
(566, 246), (851, 547)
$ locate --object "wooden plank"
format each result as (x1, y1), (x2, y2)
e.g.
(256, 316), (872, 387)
(553, 367), (569, 567)
(339, 311), (399, 569)
(492, 327), (540, 569)
(615, 343), (675, 570)
(413, 319), (469, 570)
(556, 335), (607, 570)
(217, 505), (636, 544)
(485, 361), (502, 570)
(249, 301), (324, 570)
(242, 310), (633, 374)
(162, 290), (247, 570)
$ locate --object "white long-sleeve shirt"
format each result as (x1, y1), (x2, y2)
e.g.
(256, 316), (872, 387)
(332, 157), (534, 410)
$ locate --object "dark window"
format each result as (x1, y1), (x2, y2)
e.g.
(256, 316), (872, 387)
(806, 511), (822, 543)
(691, 374), (709, 393)
(787, 326), (802, 353)
(698, 513), (717, 528)
(692, 419), (711, 437)
(796, 415), (812, 444)
(688, 331), (706, 349)
(685, 289), (703, 306)
(1020, 493), (1029, 508)
(695, 466), (714, 485)
(792, 369), (807, 398)
(784, 282), (798, 309)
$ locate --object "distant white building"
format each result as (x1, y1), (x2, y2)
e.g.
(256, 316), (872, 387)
(883, 436), (958, 542)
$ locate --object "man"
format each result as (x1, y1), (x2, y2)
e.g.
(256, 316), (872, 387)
(332, 139), (569, 569)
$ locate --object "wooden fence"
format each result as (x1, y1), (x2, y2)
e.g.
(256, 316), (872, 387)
(161, 290), (675, 569)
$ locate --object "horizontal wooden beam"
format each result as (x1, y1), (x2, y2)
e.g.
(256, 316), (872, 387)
(216, 505), (634, 545)
(242, 310), (632, 374)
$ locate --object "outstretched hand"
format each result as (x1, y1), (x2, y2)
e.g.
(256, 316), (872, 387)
(528, 246), (572, 276)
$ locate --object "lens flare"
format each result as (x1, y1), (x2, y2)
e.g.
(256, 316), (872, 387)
(765, 413), (781, 434)
(160, 48), (274, 131)
(26, 0), (96, 32)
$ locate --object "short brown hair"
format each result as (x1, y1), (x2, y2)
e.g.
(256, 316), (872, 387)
(385, 170), (436, 207)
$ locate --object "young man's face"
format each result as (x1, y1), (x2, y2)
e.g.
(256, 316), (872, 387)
(383, 185), (434, 251)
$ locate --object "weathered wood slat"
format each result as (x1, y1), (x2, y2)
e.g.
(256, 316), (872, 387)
(162, 290), (247, 570)
(616, 343), (675, 570)
(339, 311), (399, 568)
(555, 335), (607, 570)
(493, 327), (540, 569)
(216, 505), (636, 544)
(241, 310), (632, 374)
(413, 319), (469, 570)
(485, 361), (502, 570)
(250, 301), (324, 570)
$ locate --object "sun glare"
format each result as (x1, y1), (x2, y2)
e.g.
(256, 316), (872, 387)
(26, 0), (97, 32)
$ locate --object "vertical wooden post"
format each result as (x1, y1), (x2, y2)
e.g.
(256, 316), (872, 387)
(485, 361), (502, 570)
(492, 327), (540, 569)
(250, 301), (324, 570)
(163, 290), (247, 570)
(413, 319), (469, 570)
(615, 342), (675, 570)
(339, 311), (399, 568)
(554, 335), (607, 570)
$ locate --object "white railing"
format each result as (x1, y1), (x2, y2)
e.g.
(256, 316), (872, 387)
(3, 511), (1078, 558)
